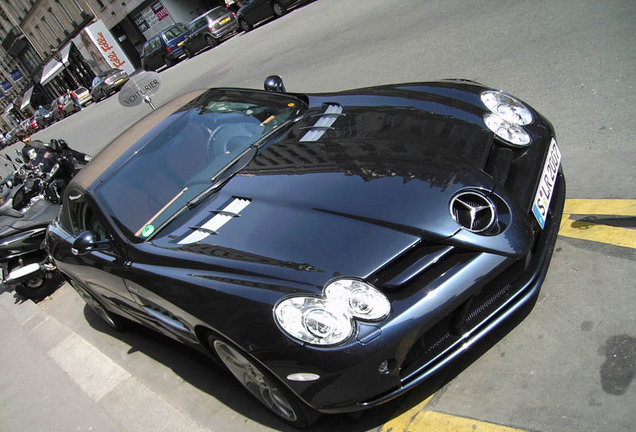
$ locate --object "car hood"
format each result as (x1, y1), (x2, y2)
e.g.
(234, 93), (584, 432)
(150, 83), (532, 288)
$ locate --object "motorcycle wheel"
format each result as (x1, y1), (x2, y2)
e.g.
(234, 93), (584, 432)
(14, 271), (62, 302)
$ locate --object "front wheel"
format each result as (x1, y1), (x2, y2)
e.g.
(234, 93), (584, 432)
(239, 18), (252, 32)
(205, 35), (218, 49)
(272, 1), (287, 17)
(211, 338), (320, 427)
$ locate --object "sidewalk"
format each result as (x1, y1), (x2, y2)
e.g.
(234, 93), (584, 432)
(0, 286), (213, 432)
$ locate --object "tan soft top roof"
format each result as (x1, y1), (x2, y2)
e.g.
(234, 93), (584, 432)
(72, 90), (207, 191)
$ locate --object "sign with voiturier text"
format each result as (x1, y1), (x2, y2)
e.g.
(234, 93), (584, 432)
(118, 72), (162, 108)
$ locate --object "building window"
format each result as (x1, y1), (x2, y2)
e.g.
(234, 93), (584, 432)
(34, 25), (52, 49)
(28, 32), (45, 53)
(55, 0), (75, 23)
(41, 17), (57, 40)
(69, 0), (84, 15)
(49, 8), (66, 33)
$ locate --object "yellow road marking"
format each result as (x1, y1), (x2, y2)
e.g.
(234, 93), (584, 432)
(379, 396), (528, 432)
(559, 199), (636, 249)
(378, 199), (633, 432)
(563, 199), (636, 216)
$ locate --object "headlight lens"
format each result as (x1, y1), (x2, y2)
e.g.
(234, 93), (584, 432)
(484, 113), (532, 147)
(480, 90), (533, 125)
(274, 279), (390, 346)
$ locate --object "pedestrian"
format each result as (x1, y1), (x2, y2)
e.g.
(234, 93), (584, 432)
(66, 88), (82, 111)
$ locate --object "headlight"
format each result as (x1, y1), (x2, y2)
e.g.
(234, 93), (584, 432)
(274, 279), (390, 346)
(484, 113), (531, 147)
(480, 90), (533, 126)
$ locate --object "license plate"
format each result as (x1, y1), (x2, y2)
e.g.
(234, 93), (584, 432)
(178, 41), (184, 46)
(532, 138), (561, 229)
(220, 17), (231, 25)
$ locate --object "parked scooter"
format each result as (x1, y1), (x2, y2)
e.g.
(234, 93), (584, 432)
(0, 139), (91, 301)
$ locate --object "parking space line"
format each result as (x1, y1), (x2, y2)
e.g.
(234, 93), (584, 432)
(379, 395), (529, 432)
(559, 199), (636, 249)
(563, 199), (636, 216)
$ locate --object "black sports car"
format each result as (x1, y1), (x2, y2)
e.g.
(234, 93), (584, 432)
(46, 76), (565, 427)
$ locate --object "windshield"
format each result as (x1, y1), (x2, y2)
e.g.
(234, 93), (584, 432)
(164, 24), (186, 40)
(208, 7), (227, 19)
(94, 89), (305, 241)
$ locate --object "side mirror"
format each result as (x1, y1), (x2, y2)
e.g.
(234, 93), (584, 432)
(71, 231), (110, 256)
(264, 75), (286, 93)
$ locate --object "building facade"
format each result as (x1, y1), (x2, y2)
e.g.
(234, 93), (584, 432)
(0, 0), (225, 132)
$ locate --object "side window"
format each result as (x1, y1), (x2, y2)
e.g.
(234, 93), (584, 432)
(83, 206), (107, 241)
(61, 190), (107, 241)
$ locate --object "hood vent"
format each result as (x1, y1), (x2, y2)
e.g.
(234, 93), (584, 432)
(450, 191), (496, 233)
(299, 104), (344, 142)
(179, 197), (251, 245)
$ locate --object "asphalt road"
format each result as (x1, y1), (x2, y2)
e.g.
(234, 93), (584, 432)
(1, 0), (634, 431)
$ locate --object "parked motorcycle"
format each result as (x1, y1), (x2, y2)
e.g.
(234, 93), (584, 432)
(0, 139), (91, 301)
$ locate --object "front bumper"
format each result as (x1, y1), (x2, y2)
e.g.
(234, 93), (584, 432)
(262, 170), (565, 413)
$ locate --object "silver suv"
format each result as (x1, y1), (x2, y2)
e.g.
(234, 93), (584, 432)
(183, 7), (238, 58)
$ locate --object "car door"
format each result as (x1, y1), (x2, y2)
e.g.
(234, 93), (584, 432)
(189, 18), (206, 51)
(48, 189), (140, 315)
(244, 0), (269, 23)
(143, 38), (162, 70)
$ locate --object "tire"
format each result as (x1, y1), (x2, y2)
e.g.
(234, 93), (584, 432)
(184, 46), (193, 58)
(205, 34), (218, 49)
(73, 282), (127, 331)
(239, 18), (252, 32)
(272, 1), (287, 17)
(211, 337), (320, 428)
(165, 56), (176, 68)
(14, 271), (62, 302)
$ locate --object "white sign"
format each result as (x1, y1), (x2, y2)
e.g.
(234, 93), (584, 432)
(74, 20), (135, 75)
(118, 72), (162, 107)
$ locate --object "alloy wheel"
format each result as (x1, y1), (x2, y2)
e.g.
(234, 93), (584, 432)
(213, 340), (298, 422)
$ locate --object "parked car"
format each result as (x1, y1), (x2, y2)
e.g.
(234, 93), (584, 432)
(183, 7), (239, 58)
(237, 0), (311, 31)
(34, 106), (55, 128)
(91, 69), (130, 102)
(50, 95), (79, 120)
(46, 76), (565, 428)
(4, 128), (20, 146)
(141, 23), (189, 71)
(75, 86), (93, 106)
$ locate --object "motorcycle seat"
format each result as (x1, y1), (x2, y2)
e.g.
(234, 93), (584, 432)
(0, 199), (61, 238)
(0, 198), (23, 218)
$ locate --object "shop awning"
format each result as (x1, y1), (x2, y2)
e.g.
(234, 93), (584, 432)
(20, 86), (34, 110)
(40, 42), (73, 86)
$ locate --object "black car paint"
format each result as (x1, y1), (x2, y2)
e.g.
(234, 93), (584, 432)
(46, 81), (564, 414)
(237, 0), (308, 30)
